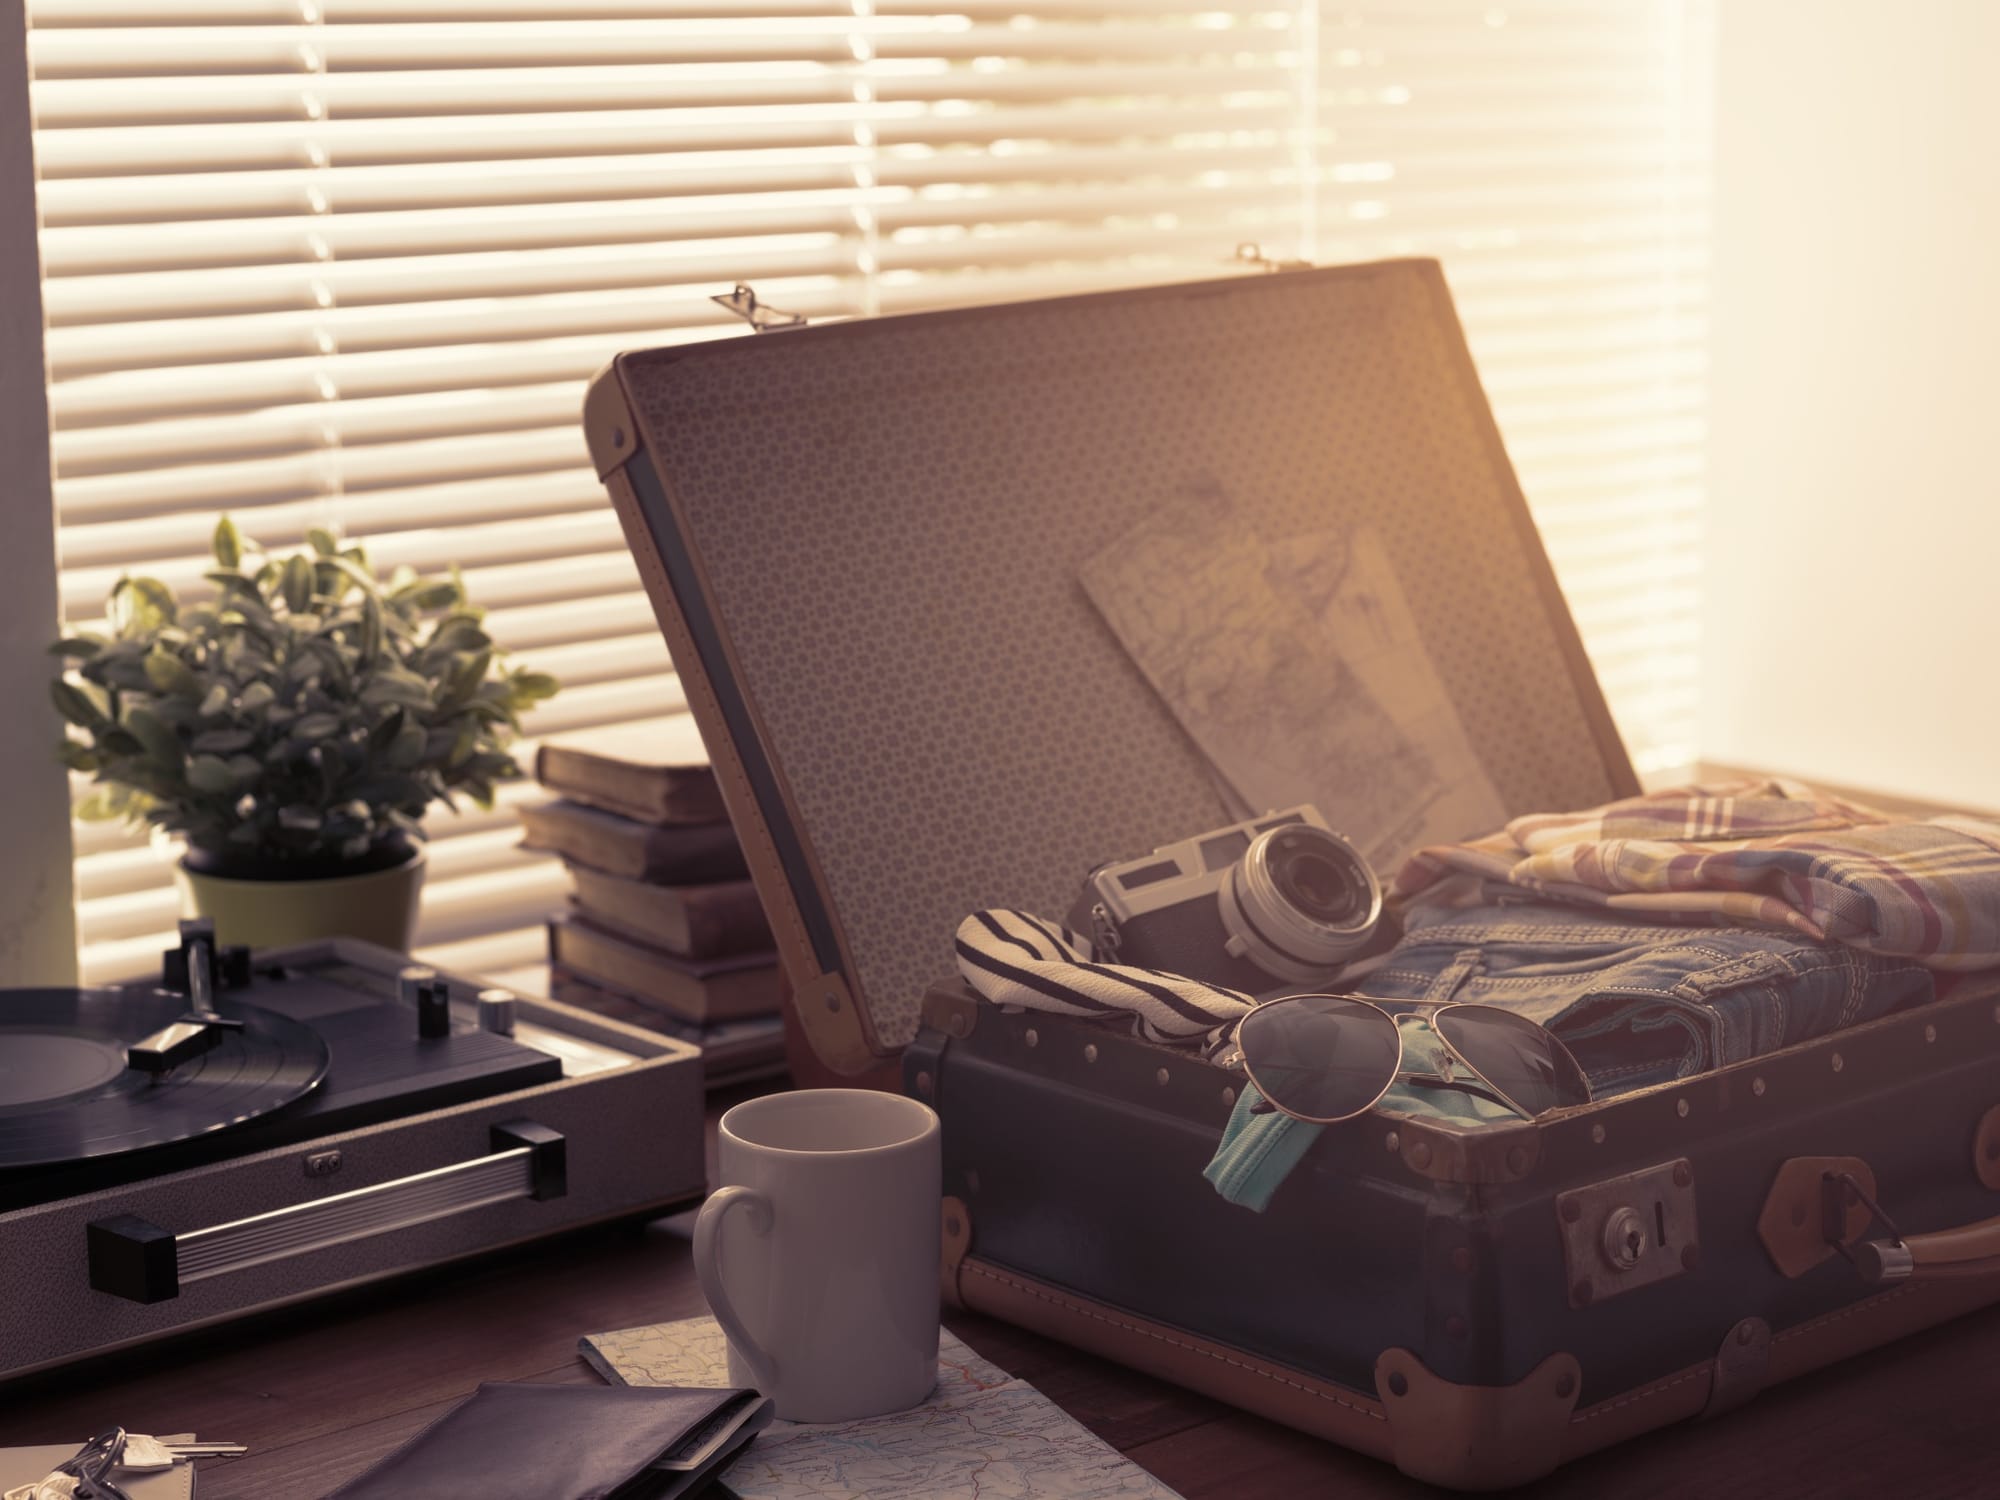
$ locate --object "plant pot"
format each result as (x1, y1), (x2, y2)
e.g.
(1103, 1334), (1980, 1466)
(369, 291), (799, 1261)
(175, 845), (427, 954)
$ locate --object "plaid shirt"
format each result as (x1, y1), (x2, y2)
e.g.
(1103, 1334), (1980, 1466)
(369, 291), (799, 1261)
(1395, 778), (2000, 972)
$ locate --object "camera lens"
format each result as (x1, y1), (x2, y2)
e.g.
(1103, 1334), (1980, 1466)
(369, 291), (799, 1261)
(1218, 824), (1382, 984)
(1268, 833), (1364, 925)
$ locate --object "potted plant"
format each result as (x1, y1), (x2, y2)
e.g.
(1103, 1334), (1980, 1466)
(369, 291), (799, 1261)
(50, 517), (558, 953)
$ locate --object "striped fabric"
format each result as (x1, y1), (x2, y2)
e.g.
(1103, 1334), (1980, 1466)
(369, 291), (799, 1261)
(1395, 779), (2000, 972)
(952, 908), (1249, 1045)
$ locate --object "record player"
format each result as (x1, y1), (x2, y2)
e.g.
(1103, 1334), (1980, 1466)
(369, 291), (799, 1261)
(0, 921), (705, 1382)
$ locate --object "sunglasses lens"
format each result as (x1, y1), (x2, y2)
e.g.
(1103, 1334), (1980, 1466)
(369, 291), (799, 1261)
(1236, 995), (1401, 1122)
(1433, 1006), (1592, 1115)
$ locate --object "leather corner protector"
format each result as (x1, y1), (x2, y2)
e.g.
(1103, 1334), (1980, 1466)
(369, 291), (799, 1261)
(920, 984), (981, 1041)
(1976, 1105), (2000, 1191)
(581, 362), (640, 480)
(940, 1196), (972, 1310)
(1375, 1347), (1579, 1490)
(789, 970), (880, 1077)
(1396, 1116), (1539, 1185)
(1699, 1317), (1770, 1421)
(1758, 1156), (1875, 1279)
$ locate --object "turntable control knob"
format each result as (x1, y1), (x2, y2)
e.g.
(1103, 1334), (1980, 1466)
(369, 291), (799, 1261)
(477, 989), (518, 1037)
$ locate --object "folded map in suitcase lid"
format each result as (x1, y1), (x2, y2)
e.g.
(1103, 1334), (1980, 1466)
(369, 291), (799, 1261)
(583, 260), (1636, 1069)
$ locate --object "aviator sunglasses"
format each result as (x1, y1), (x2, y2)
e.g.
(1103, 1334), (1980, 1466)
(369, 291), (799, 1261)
(1219, 994), (1594, 1124)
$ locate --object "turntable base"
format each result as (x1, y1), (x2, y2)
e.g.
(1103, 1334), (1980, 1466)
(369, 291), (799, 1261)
(0, 934), (703, 1383)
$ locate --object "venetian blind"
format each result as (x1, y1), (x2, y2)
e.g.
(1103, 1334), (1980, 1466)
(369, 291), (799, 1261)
(1307, 0), (1714, 778)
(27, 0), (1711, 985)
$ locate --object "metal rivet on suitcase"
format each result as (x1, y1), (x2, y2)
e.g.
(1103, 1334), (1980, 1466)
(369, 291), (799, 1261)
(1591, 1124), (1606, 1144)
(1753, 1076), (1767, 1096)
(1832, 1052), (1845, 1073)
(1083, 1044), (1098, 1063)
(1220, 1087), (1235, 1107)
(1024, 1029), (1038, 1047)
(1676, 1097), (1690, 1117)
(1155, 1068), (1170, 1086)
(1384, 1131), (1400, 1153)
(914, 1071), (933, 1098)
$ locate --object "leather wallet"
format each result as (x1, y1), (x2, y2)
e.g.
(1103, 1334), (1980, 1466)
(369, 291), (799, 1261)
(323, 1382), (774, 1500)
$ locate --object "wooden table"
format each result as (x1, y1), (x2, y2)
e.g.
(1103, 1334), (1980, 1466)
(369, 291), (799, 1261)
(4, 1095), (1995, 1500)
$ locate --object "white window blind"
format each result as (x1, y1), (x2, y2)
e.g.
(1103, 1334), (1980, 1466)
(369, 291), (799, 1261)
(27, 0), (1314, 984)
(27, 0), (1711, 985)
(1304, 1), (1713, 776)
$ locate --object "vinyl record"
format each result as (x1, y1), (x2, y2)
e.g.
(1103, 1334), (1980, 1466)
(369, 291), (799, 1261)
(0, 987), (329, 1169)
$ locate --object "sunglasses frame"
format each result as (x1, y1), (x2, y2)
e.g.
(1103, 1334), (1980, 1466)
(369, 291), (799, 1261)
(1223, 993), (1593, 1125)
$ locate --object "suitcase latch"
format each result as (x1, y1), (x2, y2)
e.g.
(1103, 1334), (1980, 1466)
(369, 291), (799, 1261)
(1555, 1158), (1699, 1307)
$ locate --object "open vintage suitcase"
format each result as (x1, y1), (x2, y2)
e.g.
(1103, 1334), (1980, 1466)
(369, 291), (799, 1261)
(582, 261), (2000, 1489)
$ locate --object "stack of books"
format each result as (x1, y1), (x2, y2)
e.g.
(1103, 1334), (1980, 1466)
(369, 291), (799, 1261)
(522, 717), (787, 1089)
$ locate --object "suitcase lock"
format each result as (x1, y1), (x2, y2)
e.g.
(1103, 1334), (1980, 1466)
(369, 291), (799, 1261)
(1555, 1158), (1699, 1307)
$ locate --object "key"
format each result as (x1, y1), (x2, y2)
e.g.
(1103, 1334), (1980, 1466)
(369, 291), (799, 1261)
(117, 1434), (248, 1465)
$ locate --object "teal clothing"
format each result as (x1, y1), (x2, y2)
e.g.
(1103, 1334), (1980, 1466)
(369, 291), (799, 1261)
(1203, 1017), (1516, 1211)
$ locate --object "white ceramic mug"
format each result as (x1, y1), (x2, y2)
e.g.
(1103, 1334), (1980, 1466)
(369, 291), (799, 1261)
(693, 1089), (942, 1423)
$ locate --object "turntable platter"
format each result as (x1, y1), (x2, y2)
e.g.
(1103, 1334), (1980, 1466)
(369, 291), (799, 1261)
(0, 988), (329, 1169)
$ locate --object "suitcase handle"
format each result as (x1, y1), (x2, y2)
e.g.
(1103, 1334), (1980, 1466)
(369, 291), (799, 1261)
(1824, 1171), (2000, 1285)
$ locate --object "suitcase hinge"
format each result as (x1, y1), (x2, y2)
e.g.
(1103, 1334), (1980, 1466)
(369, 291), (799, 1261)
(1700, 1317), (1771, 1420)
(920, 985), (981, 1041)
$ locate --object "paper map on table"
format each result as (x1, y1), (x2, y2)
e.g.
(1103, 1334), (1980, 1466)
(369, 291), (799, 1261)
(581, 1315), (1184, 1500)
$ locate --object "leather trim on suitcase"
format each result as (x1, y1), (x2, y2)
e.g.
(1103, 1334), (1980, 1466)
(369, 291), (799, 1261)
(953, 1251), (2000, 1490)
(593, 435), (877, 1073)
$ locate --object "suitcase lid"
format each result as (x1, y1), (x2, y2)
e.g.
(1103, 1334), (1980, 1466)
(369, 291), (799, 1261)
(586, 260), (1637, 1069)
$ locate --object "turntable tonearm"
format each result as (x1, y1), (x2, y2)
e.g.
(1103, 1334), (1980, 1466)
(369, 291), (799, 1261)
(0, 921), (705, 1381)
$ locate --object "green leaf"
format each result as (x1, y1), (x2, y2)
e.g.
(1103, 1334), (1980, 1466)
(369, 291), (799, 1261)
(306, 526), (341, 557)
(124, 706), (185, 767)
(385, 719), (427, 769)
(75, 786), (139, 822)
(198, 682), (233, 718)
(142, 648), (201, 698)
(185, 754), (237, 793)
(358, 593), (384, 663)
(190, 727), (255, 754)
(510, 671), (560, 702)
(56, 740), (101, 773)
(50, 679), (108, 728)
(280, 554), (314, 614)
(292, 713), (343, 740)
(238, 681), (277, 713)
(125, 576), (179, 631)
(49, 635), (106, 659)
(212, 515), (243, 569)
(360, 673), (432, 709)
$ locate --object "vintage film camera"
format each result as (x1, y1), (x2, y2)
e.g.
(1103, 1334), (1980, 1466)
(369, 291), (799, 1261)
(1069, 806), (1384, 995)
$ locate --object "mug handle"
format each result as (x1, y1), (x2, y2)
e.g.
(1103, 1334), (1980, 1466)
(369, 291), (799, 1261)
(693, 1185), (779, 1393)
